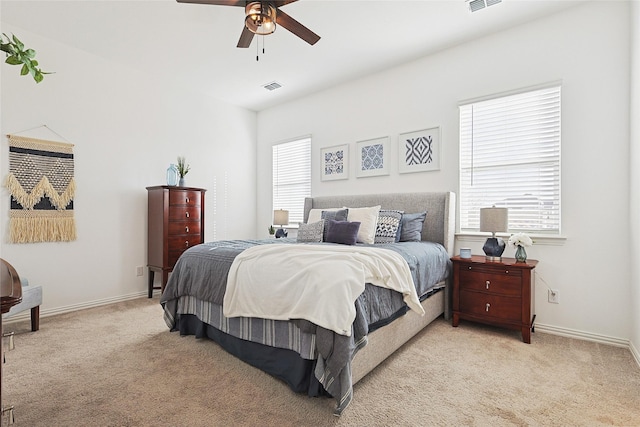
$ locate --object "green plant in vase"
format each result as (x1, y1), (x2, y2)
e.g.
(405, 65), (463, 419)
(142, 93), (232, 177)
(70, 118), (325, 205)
(177, 156), (190, 186)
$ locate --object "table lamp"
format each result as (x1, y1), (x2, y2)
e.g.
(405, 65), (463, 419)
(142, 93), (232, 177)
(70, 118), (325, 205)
(480, 206), (508, 261)
(273, 209), (289, 238)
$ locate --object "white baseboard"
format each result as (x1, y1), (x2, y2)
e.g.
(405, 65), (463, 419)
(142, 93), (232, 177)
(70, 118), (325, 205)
(630, 340), (640, 369)
(2, 290), (151, 324)
(535, 322), (629, 346)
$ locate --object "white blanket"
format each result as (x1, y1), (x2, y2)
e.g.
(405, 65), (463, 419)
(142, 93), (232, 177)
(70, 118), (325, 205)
(223, 244), (425, 336)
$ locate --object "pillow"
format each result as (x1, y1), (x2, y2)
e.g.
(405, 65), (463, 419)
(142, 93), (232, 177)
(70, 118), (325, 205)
(307, 207), (342, 224)
(374, 210), (404, 244)
(400, 211), (427, 242)
(321, 209), (348, 241)
(296, 220), (324, 243)
(344, 205), (381, 244)
(325, 220), (361, 245)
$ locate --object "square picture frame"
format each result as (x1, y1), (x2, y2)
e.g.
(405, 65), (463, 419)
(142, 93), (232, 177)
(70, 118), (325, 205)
(355, 137), (390, 178)
(321, 144), (349, 181)
(398, 127), (441, 174)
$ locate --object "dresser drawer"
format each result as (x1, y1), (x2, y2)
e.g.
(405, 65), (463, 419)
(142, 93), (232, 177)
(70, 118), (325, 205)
(168, 206), (201, 221)
(459, 266), (522, 296)
(168, 221), (201, 236)
(169, 190), (201, 207)
(168, 235), (200, 252)
(169, 190), (201, 206)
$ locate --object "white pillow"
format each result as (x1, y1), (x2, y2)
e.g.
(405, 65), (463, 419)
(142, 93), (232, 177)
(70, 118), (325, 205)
(307, 207), (341, 223)
(344, 205), (381, 244)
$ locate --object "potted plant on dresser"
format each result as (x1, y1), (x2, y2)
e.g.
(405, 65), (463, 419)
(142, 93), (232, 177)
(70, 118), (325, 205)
(176, 156), (190, 187)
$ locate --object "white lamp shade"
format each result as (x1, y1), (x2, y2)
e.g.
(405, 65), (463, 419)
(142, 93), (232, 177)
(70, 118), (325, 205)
(479, 207), (508, 233)
(273, 209), (289, 226)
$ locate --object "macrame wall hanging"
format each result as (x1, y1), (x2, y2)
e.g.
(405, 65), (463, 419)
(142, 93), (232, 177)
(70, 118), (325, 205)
(5, 133), (76, 243)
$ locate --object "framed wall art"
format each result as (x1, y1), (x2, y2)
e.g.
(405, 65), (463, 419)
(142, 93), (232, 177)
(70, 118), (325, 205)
(355, 137), (389, 178)
(398, 127), (440, 174)
(321, 144), (349, 181)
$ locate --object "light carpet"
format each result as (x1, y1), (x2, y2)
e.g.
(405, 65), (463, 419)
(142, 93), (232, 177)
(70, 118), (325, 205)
(2, 297), (639, 426)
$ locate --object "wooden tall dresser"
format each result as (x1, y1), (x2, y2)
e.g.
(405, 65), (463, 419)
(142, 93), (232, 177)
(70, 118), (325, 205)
(146, 185), (206, 297)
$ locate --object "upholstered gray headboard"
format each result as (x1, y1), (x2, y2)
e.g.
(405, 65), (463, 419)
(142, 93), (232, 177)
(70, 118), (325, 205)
(303, 192), (456, 256)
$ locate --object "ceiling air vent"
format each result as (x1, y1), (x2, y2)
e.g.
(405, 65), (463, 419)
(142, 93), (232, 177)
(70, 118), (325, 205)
(263, 81), (282, 91)
(466, 0), (501, 13)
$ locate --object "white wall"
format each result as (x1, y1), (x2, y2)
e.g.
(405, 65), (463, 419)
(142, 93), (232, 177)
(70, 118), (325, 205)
(630, 1), (640, 362)
(257, 2), (633, 342)
(1, 24), (257, 314)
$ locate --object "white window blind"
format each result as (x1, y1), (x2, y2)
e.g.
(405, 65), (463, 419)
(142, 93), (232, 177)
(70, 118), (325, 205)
(459, 85), (561, 234)
(272, 137), (311, 224)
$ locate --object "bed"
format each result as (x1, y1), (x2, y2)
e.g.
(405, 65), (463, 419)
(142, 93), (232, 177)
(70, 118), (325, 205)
(160, 191), (455, 414)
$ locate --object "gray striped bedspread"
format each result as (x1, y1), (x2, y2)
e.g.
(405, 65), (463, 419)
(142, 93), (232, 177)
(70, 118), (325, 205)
(161, 238), (450, 414)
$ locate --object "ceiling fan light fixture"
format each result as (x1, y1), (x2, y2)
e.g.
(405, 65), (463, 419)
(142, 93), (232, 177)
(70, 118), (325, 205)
(245, 2), (276, 36)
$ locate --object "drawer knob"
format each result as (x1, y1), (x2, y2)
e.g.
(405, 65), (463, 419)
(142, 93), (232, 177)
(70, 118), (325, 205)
(468, 266), (472, 270)
(185, 226), (190, 233)
(486, 280), (490, 290)
(186, 197), (190, 203)
(185, 240), (189, 248)
(485, 303), (490, 312)
(185, 211), (190, 218)
(505, 270), (509, 274)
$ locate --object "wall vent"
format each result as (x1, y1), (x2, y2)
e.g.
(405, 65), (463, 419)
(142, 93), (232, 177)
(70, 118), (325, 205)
(466, 0), (501, 13)
(263, 81), (282, 91)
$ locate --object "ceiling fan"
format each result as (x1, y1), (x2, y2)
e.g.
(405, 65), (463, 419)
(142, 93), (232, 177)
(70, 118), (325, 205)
(176, 0), (321, 48)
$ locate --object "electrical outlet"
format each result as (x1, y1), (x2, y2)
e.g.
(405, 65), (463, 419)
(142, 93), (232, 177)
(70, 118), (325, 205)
(548, 289), (560, 304)
(136, 266), (144, 277)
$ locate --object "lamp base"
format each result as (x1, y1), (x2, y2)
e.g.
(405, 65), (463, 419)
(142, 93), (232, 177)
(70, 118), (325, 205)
(275, 228), (288, 238)
(483, 237), (505, 261)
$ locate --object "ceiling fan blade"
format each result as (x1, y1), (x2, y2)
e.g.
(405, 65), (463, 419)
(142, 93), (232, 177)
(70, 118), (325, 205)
(176, 0), (245, 6)
(273, 0), (298, 7)
(276, 9), (320, 45)
(237, 26), (255, 48)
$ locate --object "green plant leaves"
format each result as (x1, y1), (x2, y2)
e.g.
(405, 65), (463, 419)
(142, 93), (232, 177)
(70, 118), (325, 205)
(1, 33), (50, 83)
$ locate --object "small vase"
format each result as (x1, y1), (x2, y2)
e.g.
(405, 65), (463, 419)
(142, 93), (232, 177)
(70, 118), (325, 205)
(179, 177), (185, 187)
(515, 245), (527, 262)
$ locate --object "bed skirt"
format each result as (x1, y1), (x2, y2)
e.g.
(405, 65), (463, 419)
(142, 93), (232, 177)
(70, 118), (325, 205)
(176, 314), (329, 397)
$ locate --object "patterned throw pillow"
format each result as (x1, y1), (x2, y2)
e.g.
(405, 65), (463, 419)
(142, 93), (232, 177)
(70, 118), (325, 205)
(374, 210), (404, 244)
(297, 220), (325, 243)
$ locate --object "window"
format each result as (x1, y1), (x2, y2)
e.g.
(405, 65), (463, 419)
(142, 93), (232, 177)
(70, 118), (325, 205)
(272, 136), (311, 224)
(459, 85), (561, 234)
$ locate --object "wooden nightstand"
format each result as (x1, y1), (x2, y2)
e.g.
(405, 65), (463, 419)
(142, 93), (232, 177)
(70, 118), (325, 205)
(451, 255), (538, 343)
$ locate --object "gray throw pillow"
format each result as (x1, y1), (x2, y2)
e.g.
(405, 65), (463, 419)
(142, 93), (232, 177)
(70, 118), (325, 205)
(297, 220), (324, 243)
(325, 220), (361, 245)
(400, 211), (427, 242)
(321, 209), (348, 241)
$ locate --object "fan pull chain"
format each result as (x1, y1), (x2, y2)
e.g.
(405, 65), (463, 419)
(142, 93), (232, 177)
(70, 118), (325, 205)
(256, 36), (267, 62)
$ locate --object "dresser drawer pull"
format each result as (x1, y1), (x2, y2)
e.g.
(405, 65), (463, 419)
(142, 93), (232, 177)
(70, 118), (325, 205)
(485, 303), (490, 312)
(185, 211), (190, 218)
(185, 240), (189, 248)
(185, 226), (190, 233)
(186, 197), (190, 203)
(486, 280), (490, 290)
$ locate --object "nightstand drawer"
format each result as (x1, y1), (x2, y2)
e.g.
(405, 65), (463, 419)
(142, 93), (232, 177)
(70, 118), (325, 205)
(459, 267), (522, 296)
(169, 190), (201, 207)
(460, 290), (522, 321)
